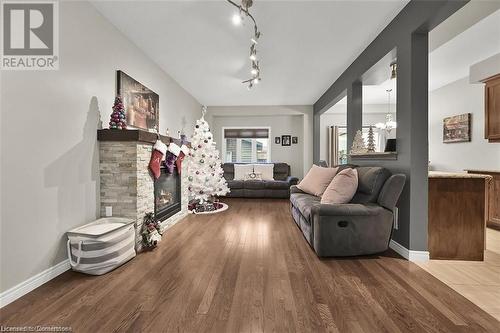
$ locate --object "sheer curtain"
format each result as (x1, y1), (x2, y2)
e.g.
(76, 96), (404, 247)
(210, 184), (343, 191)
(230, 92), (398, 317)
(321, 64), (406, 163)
(327, 126), (339, 167)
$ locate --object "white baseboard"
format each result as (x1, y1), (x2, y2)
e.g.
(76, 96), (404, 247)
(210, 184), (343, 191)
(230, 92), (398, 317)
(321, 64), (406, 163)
(390, 240), (429, 262)
(0, 259), (71, 308)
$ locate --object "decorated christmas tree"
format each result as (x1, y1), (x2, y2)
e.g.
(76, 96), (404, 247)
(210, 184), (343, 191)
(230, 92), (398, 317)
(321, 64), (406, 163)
(109, 96), (126, 130)
(184, 106), (229, 212)
(367, 126), (376, 152)
(350, 130), (367, 154)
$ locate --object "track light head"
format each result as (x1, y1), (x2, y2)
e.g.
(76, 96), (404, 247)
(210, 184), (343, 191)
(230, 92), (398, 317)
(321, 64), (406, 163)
(232, 12), (242, 25)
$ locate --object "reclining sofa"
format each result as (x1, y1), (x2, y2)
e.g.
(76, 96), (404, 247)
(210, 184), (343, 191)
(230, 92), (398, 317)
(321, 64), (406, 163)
(222, 163), (299, 198)
(290, 166), (406, 257)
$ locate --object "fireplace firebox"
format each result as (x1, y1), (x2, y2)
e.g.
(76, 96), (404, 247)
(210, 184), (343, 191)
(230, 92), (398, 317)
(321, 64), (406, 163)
(154, 166), (181, 221)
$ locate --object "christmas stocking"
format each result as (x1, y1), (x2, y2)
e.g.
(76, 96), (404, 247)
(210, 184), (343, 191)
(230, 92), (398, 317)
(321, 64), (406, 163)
(176, 145), (190, 174)
(149, 140), (167, 180)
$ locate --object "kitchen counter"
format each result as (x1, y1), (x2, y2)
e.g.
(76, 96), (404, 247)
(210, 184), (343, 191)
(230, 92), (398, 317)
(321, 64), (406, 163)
(429, 171), (492, 180)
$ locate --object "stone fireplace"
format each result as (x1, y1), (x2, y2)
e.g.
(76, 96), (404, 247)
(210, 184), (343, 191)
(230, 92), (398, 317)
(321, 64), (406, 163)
(97, 129), (188, 251)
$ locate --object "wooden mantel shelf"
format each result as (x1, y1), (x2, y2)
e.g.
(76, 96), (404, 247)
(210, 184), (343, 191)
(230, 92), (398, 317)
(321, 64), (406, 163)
(97, 129), (184, 146)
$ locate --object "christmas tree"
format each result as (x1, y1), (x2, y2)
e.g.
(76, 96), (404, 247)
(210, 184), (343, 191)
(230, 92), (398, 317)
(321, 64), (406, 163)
(184, 106), (229, 209)
(109, 96), (126, 130)
(350, 130), (367, 154)
(367, 126), (376, 152)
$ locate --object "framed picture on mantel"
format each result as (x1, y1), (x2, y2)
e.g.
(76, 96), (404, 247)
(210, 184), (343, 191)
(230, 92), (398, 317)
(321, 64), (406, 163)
(116, 70), (159, 131)
(443, 113), (471, 143)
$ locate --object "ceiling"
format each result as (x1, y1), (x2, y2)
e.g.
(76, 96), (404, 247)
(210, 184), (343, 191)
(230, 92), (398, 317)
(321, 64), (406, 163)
(429, 8), (500, 91)
(92, 0), (409, 106)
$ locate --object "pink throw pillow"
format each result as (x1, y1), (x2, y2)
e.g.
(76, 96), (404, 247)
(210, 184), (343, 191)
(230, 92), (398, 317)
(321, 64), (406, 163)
(297, 165), (338, 197)
(321, 168), (358, 204)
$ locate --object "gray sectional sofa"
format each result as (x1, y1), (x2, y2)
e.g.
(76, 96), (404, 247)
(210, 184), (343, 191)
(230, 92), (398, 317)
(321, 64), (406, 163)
(290, 166), (406, 257)
(223, 163), (299, 198)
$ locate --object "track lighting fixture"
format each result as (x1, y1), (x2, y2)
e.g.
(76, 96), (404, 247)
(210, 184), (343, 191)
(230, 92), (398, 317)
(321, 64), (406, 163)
(226, 0), (262, 89)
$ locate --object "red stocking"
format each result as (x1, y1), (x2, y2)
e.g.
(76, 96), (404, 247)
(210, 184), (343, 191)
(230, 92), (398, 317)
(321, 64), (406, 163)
(176, 151), (185, 174)
(176, 145), (190, 174)
(149, 140), (167, 180)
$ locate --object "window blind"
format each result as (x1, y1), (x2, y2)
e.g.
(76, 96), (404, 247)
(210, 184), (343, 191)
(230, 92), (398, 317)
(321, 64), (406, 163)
(223, 128), (269, 139)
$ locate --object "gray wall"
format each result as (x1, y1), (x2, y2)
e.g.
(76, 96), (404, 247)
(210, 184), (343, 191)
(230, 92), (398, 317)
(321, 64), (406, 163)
(0, 1), (200, 293)
(207, 106), (313, 178)
(313, 0), (468, 251)
(429, 77), (500, 172)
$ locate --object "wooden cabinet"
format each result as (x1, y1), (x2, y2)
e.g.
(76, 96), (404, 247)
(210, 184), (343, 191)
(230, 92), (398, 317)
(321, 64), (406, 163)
(428, 172), (490, 261)
(485, 75), (500, 142)
(467, 170), (500, 229)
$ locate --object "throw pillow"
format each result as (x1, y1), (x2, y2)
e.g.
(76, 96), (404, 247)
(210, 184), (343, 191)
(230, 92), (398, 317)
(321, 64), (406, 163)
(297, 165), (338, 197)
(244, 172), (262, 181)
(253, 164), (274, 181)
(234, 164), (254, 180)
(321, 168), (359, 204)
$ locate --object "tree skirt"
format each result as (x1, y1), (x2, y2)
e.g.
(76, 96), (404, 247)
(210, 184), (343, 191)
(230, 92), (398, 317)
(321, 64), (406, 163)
(189, 202), (229, 215)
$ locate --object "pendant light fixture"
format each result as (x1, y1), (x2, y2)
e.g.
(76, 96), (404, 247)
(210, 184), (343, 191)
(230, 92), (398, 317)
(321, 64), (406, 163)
(227, 0), (262, 89)
(375, 62), (397, 133)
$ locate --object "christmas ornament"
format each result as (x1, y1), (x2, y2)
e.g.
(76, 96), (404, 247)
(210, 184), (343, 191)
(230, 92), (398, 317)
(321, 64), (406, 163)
(149, 139), (167, 180)
(184, 106), (229, 213)
(109, 96), (127, 130)
(350, 130), (367, 154)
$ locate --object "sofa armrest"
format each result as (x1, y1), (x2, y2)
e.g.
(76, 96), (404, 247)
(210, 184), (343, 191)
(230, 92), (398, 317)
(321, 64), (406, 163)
(311, 203), (384, 217)
(286, 176), (299, 186)
(290, 185), (304, 194)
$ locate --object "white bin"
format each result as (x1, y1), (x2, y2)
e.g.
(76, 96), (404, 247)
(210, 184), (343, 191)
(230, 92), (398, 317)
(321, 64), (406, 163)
(67, 217), (136, 275)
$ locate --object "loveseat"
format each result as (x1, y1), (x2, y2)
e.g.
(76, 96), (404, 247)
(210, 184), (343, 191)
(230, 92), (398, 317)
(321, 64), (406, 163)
(290, 166), (406, 257)
(222, 163), (299, 198)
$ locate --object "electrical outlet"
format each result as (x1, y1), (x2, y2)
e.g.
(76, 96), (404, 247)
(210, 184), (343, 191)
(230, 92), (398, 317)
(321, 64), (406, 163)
(105, 206), (113, 217)
(393, 207), (399, 230)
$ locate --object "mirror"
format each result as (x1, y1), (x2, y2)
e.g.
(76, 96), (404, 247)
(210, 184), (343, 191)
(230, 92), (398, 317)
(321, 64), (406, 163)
(361, 48), (397, 152)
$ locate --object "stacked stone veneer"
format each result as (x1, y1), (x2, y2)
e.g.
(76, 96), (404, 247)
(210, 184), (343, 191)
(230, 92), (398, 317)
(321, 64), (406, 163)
(99, 141), (188, 251)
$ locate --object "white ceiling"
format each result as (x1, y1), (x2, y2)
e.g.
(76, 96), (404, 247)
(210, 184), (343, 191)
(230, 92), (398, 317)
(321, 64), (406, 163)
(92, 0), (409, 106)
(429, 8), (500, 91)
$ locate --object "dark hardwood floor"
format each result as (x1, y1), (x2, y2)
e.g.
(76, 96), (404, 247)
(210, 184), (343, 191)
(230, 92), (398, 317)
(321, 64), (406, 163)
(1, 198), (499, 332)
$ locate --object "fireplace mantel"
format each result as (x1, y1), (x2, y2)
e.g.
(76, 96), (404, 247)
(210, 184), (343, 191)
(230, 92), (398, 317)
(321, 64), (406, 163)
(97, 129), (184, 146)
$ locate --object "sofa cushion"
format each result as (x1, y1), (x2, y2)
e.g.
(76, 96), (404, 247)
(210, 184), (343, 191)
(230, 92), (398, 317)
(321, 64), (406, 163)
(265, 180), (289, 190)
(297, 165), (338, 197)
(227, 180), (244, 189)
(290, 193), (321, 220)
(244, 180), (266, 189)
(273, 163), (290, 181)
(351, 167), (391, 204)
(321, 168), (358, 204)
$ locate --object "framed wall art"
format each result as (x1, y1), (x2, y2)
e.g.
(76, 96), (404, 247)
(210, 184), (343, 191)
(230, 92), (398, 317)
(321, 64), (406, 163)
(117, 70), (159, 131)
(443, 113), (471, 143)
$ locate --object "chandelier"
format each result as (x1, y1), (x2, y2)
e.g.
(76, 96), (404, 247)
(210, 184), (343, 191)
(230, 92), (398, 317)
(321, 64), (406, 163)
(375, 62), (397, 133)
(375, 89), (397, 133)
(227, 0), (262, 89)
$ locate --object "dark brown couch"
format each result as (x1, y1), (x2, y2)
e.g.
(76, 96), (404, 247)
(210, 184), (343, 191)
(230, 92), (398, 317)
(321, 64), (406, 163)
(222, 163), (299, 198)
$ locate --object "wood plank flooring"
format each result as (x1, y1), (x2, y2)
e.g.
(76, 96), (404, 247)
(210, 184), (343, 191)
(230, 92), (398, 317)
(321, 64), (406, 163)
(418, 227), (500, 321)
(1, 198), (499, 332)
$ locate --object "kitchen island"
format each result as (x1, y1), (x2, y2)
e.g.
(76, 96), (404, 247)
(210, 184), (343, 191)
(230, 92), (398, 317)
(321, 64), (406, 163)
(428, 171), (492, 261)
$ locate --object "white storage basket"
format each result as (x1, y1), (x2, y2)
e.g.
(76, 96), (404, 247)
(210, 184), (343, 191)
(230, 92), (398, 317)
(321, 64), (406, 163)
(67, 217), (136, 275)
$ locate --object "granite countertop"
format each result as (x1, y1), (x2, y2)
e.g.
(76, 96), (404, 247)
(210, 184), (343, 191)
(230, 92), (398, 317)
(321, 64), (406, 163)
(464, 169), (500, 174)
(429, 171), (493, 180)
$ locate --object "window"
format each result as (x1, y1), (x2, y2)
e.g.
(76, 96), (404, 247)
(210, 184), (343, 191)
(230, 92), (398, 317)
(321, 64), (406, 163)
(222, 128), (270, 163)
